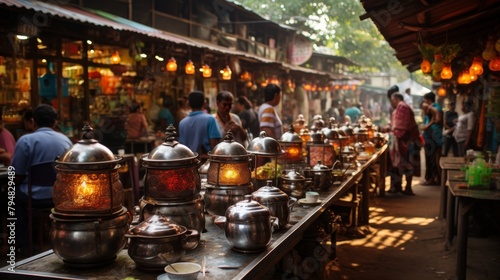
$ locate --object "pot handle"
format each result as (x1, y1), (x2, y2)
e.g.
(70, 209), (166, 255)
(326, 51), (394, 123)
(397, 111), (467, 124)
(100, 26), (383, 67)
(270, 216), (279, 233)
(288, 197), (297, 212)
(182, 229), (200, 251)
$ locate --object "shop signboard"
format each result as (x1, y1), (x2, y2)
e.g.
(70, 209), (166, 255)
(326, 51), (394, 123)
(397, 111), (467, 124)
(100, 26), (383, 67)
(288, 35), (313, 66)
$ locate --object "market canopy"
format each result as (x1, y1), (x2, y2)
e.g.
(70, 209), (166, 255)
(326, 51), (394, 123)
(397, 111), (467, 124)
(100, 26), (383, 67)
(396, 79), (430, 97)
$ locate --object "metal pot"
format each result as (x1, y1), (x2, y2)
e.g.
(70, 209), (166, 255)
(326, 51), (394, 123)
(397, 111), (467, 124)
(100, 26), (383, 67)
(204, 184), (254, 217)
(222, 195), (274, 253)
(49, 207), (130, 267)
(279, 170), (312, 198)
(141, 125), (201, 202)
(252, 180), (296, 230)
(138, 195), (205, 236)
(126, 214), (199, 271)
(304, 161), (340, 191)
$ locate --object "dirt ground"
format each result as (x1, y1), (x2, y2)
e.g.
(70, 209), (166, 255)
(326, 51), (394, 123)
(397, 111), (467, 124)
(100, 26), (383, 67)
(335, 177), (500, 280)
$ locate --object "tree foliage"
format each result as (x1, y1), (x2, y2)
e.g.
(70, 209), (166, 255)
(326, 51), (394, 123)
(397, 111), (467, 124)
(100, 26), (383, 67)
(234, 0), (407, 74)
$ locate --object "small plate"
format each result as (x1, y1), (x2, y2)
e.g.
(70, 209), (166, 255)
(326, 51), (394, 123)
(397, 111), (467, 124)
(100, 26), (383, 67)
(298, 198), (322, 207)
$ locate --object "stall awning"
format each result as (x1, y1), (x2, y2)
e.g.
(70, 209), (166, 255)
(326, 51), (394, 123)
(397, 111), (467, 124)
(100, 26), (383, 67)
(0, 0), (347, 78)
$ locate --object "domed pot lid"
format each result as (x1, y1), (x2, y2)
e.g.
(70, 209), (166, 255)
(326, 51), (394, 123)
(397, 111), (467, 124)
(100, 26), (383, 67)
(281, 170), (307, 181)
(312, 161), (332, 172)
(208, 131), (250, 161)
(128, 214), (185, 237)
(56, 124), (120, 170)
(226, 195), (270, 222)
(252, 180), (288, 201)
(279, 125), (302, 143)
(142, 125), (198, 166)
(248, 131), (284, 156)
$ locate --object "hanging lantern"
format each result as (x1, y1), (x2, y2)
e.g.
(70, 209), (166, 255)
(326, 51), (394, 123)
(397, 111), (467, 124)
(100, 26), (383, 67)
(185, 60), (195, 75)
(432, 54), (444, 72)
(457, 70), (472, 84)
(220, 65), (232, 80)
(482, 37), (498, 61)
(240, 71), (251, 81)
(278, 125), (304, 167)
(489, 56), (500, 71)
(421, 57), (431, 73)
(469, 72), (478, 82)
(437, 87), (446, 96)
(200, 64), (212, 78)
(166, 57), (177, 72)
(111, 51), (121, 64)
(469, 57), (484, 76)
(440, 64), (453, 79)
(304, 84), (312, 91)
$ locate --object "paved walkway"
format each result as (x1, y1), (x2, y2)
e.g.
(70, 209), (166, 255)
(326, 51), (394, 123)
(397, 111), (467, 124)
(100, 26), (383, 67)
(335, 174), (500, 280)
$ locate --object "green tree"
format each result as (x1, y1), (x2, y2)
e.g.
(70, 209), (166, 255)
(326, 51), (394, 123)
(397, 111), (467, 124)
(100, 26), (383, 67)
(235, 0), (410, 75)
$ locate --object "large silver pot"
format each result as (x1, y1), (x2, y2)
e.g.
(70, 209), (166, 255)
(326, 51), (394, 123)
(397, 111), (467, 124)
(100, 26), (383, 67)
(126, 214), (199, 271)
(252, 180), (296, 230)
(279, 170), (312, 198)
(303, 161), (340, 191)
(204, 184), (253, 216)
(223, 195), (274, 253)
(139, 195), (205, 235)
(49, 207), (130, 267)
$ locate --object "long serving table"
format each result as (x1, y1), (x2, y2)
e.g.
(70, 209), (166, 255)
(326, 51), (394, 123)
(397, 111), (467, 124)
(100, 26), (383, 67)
(439, 157), (466, 219)
(446, 169), (500, 280)
(0, 146), (387, 280)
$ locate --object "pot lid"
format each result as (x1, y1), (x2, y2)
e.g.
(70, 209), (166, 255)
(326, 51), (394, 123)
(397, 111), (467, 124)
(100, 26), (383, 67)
(247, 131), (284, 156)
(226, 195), (270, 222)
(209, 131), (249, 159)
(252, 180), (288, 200)
(129, 214), (183, 236)
(279, 125), (302, 143)
(144, 125), (197, 162)
(281, 170), (306, 181)
(312, 161), (332, 171)
(57, 124), (119, 165)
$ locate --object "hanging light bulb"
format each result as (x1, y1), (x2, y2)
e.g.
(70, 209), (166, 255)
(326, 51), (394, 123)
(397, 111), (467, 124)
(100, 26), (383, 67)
(166, 57), (177, 72)
(437, 87), (446, 97)
(469, 57), (484, 76)
(489, 56), (500, 71)
(432, 54), (444, 72)
(200, 64), (212, 78)
(458, 70), (471, 85)
(111, 51), (121, 64)
(185, 60), (195, 75)
(469, 72), (478, 82)
(421, 57), (431, 73)
(220, 65), (232, 80)
(440, 64), (453, 79)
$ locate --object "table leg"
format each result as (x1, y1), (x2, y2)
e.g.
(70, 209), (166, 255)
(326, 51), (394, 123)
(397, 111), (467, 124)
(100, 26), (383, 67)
(456, 197), (474, 280)
(379, 149), (387, 197)
(445, 188), (456, 250)
(439, 168), (447, 219)
(360, 168), (370, 226)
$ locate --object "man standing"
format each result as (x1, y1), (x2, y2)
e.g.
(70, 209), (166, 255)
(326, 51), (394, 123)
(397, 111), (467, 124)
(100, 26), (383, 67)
(234, 96), (260, 141)
(212, 91), (247, 146)
(388, 93), (421, 195)
(178, 91), (221, 157)
(258, 84), (283, 140)
(12, 104), (73, 255)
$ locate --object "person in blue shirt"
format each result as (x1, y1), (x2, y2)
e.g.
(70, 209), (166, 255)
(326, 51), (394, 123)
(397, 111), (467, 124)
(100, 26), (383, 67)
(12, 104), (73, 255)
(158, 96), (175, 131)
(178, 91), (221, 159)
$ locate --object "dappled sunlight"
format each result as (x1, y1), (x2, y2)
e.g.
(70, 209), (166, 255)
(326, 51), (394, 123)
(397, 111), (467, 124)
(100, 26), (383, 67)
(347, 229), (415, 249)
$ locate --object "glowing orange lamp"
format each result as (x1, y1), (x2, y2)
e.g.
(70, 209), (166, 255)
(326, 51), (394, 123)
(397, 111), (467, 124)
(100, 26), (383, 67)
(440, 64), (453, 79)
(200, 64), (212, 78)
(185, 60), (195, 75)
(111, 51), (121, 64)
(421, 57), (431, 73)
(469, 57), (484, 76)
(220, 65), (232, 80)
(166, 57), (177, 72)
(437, 87), (446, 96)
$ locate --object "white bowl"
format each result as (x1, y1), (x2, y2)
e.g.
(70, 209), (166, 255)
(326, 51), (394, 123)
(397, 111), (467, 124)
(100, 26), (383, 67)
(164, 262), (201, 280)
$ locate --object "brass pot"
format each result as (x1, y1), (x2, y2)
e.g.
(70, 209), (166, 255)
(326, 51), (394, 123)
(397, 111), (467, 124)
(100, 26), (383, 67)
(126, 214), (199, 271)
